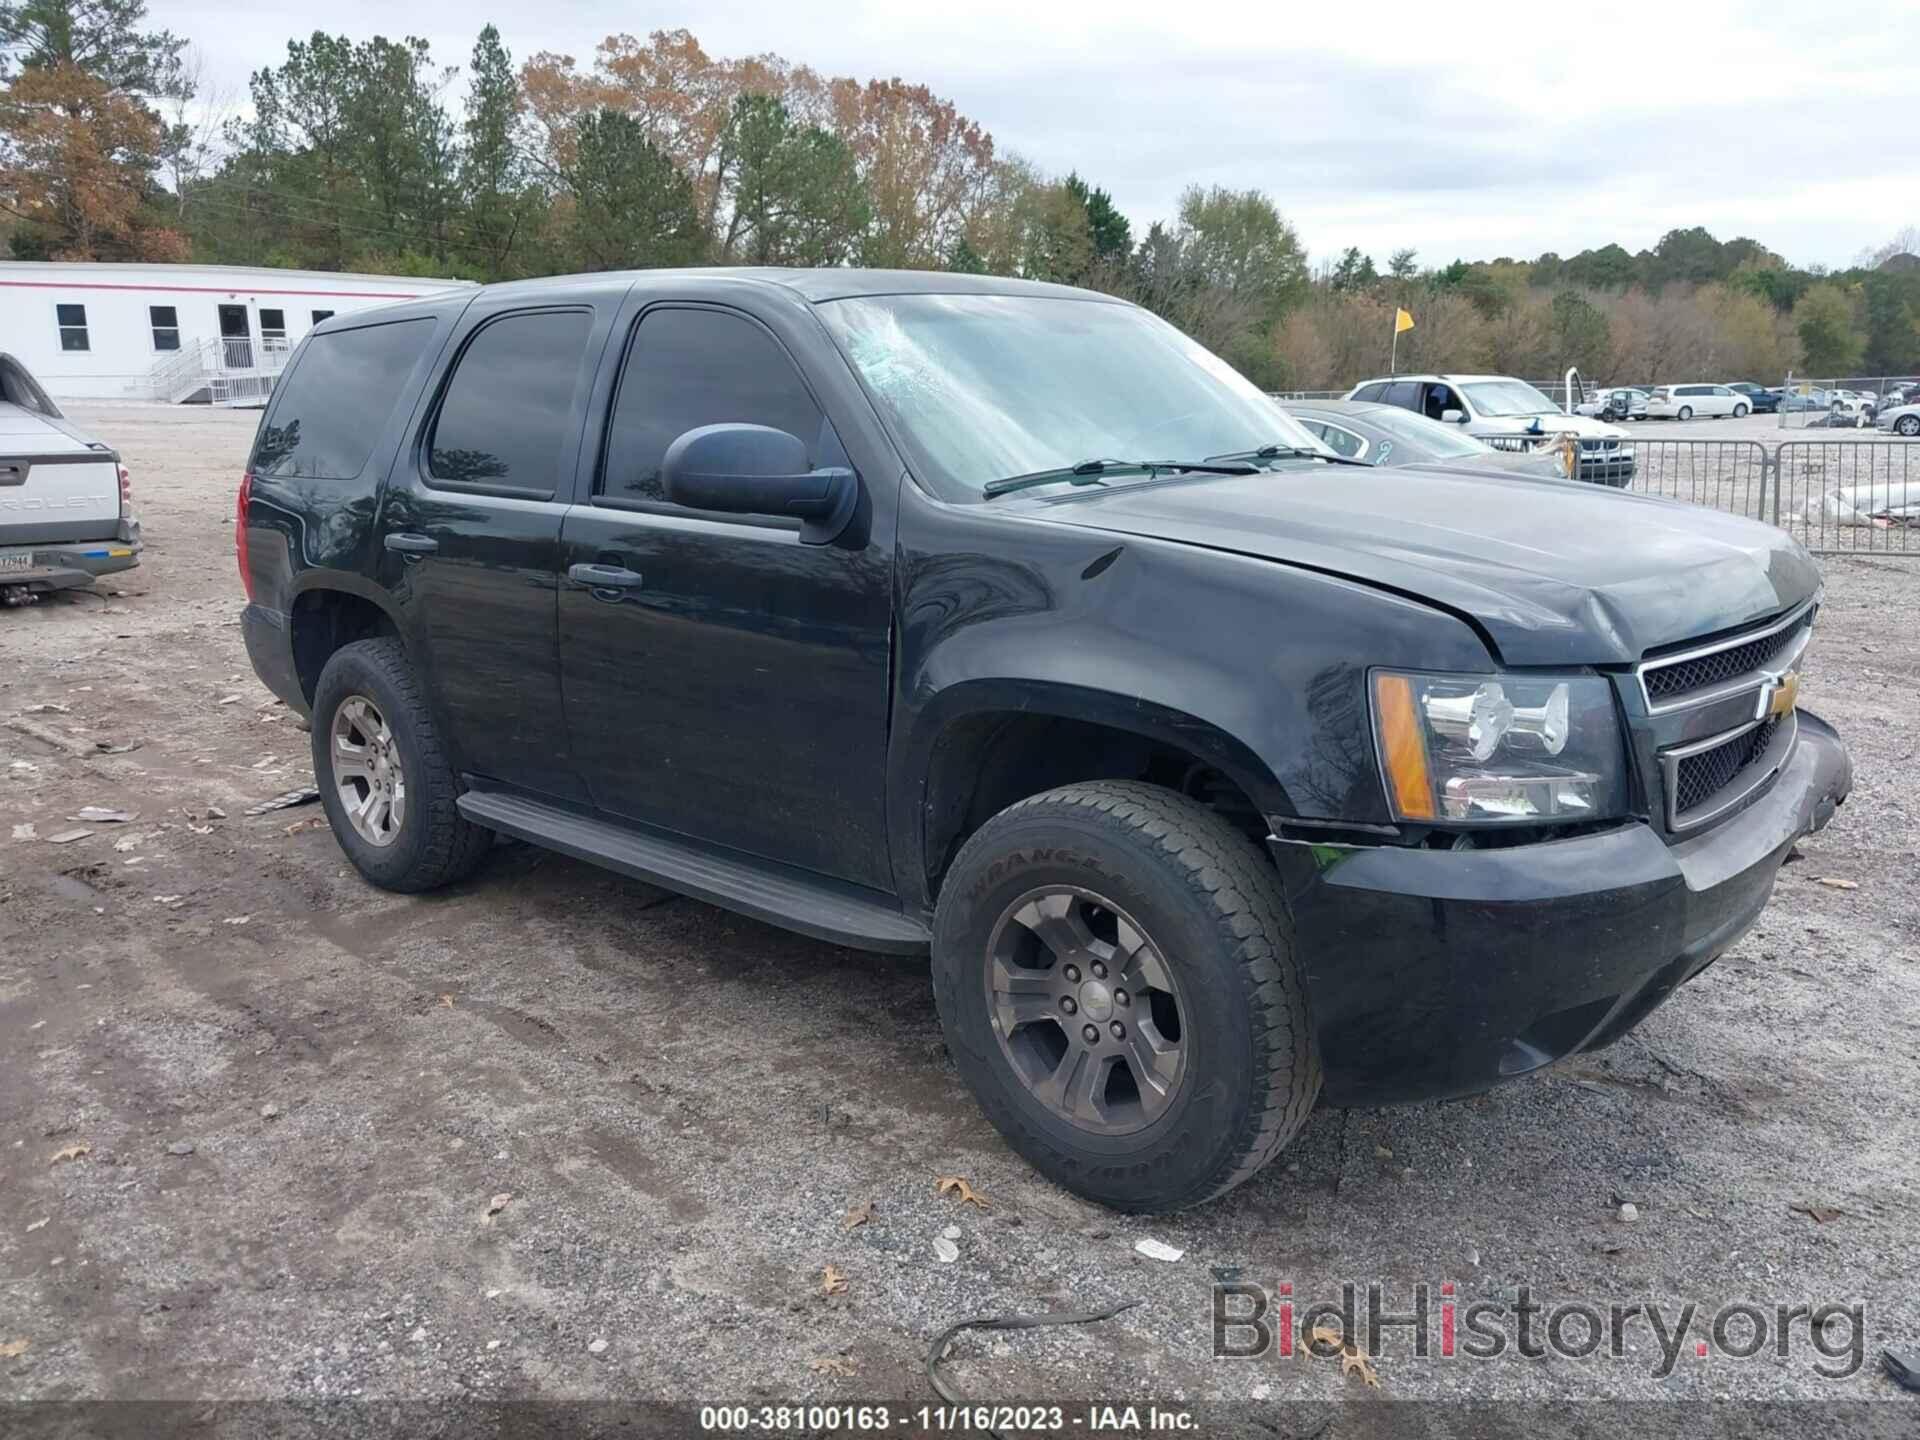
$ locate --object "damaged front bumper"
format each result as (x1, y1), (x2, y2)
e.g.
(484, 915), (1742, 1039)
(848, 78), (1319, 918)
(1272, 710), (1852, 1107)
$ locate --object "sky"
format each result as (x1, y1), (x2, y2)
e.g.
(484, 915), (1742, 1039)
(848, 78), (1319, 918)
(153, 0), (1920, 272)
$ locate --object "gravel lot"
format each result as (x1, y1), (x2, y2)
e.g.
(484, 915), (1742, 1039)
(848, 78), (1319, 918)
(3, 403), (1917, 1427)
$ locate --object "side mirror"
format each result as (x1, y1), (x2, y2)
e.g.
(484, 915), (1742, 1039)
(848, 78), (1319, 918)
(1441, 408), (1465, 425)
(661, 423), (857, 546)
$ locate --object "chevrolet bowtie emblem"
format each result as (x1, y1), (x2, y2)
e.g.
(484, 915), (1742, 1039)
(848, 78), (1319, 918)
(1758, 669), (1801, 720)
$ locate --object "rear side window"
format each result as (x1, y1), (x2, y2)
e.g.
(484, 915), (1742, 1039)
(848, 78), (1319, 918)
(601, 307), (827, 507)
(428, 310), (593, 494)
(1382, 380), (1419, 410)
(1351, 382), (1388, 402)
(251, 318), (433, 479)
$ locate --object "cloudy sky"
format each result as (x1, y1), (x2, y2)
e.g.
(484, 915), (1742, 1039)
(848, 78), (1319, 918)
(156, 0), (1919, 271)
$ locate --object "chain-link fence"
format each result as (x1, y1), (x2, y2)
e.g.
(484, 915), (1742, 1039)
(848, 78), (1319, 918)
(1775, 375), (1920, 430)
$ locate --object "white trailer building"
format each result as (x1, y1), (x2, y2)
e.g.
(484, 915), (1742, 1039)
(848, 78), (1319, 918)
(0, 261), (475, 405)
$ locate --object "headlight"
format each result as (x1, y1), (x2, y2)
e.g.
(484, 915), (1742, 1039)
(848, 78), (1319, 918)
(1370, 670), (1628, 824)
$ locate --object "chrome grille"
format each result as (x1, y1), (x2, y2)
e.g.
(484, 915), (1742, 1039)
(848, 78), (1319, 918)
(1673, 718), (1780, 815)
(1637, 599), (1815, 712)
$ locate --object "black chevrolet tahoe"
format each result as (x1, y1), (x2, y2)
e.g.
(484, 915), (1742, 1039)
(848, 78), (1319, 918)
(239, 268), (1852, 1212)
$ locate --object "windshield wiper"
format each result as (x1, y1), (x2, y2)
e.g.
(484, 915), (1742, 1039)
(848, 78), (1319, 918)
(982, 457), (1258, 499)
(1206, 443), (1370, 468)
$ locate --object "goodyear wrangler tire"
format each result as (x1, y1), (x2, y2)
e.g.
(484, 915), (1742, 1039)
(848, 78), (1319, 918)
(931, 780), (1319, 1211)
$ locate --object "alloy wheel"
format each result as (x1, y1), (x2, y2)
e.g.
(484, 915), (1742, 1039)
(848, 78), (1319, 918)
(330, 694), (406, 846)
(983, 886), (1187, 1135)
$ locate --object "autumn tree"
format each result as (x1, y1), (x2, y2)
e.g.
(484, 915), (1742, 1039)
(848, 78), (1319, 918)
(0, 0), (187, 258)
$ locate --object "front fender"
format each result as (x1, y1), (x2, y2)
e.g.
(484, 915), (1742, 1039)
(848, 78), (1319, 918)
(890, 484), (1495, 904)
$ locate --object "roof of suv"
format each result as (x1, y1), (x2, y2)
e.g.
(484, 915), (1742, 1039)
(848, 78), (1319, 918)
(470, 267), (1119, 306)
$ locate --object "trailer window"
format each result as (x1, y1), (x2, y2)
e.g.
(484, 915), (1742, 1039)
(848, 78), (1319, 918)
(57, 304), (89, 352)
(150, 305), (180, 352)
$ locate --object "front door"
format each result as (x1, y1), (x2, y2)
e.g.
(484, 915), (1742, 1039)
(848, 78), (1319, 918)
(557, 302), (894, 890)
(218, 304), (253, 368)
(375, 302), (608, 802)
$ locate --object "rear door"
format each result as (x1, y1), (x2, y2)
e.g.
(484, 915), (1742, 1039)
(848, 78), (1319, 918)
(373, 287), (621, 803)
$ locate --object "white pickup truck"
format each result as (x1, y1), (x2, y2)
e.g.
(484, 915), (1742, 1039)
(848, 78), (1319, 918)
(0, 353), (139, 605)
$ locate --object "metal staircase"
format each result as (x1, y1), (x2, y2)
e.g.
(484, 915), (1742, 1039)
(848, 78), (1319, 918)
(147, 336), (290, 407)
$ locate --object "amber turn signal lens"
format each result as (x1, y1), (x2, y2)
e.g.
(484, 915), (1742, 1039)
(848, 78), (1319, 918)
(1373, 672), (1436, 820)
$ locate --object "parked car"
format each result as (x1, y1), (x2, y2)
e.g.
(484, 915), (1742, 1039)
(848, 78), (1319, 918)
(1645, 384), (1749, 420)
(1574, 387), (1651, 420)
(240, 269), (1852, 1213)
(1779, 385), (1832, 413)
(1873, 399), (1920, 437)
(1725, 382), (1780, 414)
(0, 352), (139, 606)
(1341, 372), (1634, 485)
(1826, 391), (1876, 426)
(1282, 400), (1573, 480)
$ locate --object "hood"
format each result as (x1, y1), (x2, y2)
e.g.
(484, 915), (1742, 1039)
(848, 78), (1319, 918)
(1021, 465), (1821, 666)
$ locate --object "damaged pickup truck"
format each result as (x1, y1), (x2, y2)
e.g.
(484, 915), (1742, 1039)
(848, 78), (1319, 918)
(238, 270), (1852, 1212)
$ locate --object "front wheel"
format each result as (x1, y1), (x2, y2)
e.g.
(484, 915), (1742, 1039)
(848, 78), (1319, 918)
(1677, 405), (1694, 421)
(931, 781), (1319, 1212)
(1733, 403), (1750, 418)
(1898, 415), (1920, 437)
(312, 637), (492, 893)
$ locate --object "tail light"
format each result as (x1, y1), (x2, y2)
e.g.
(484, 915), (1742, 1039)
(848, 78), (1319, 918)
(236, 472), (254, 601)
(116, 463), (131, 517)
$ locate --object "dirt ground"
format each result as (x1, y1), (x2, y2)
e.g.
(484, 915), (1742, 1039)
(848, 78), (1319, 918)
(3, 403), (1918, 1427)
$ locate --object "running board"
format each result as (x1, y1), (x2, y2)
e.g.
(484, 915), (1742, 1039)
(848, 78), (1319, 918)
(457, 790), (931, 955)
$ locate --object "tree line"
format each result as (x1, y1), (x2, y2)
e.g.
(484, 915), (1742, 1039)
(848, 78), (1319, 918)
(3, 1), (1916, 390)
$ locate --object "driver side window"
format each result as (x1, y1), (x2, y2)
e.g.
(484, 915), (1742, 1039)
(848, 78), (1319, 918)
(600, 306), (830, 508)
(1421, 383), (1462, 421)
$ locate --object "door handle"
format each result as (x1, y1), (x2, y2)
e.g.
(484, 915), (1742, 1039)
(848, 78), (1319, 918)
(384, 532), (439, 555)
(568, 563), (643, 590)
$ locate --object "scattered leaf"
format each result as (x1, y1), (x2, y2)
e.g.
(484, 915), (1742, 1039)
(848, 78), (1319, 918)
(284, 816), (326, 835)
(49, 1144), (91, 1165)
(23, 702), (68, 713)
(205, 806), (227, 819)
(483, 1192), (512, 1224)
(218, 695), (242, 705)
(822, 1264), (849, 1296)
(935, 1175), (990, 1209)
(0, 1339), (28, 1358)
(1790, 1202), (1847, 1224)
(1308, 1322), (1344, 1353)
(842, 1200), (874, 1231)
(931, 1237), (959, 1264)
(1815, 877), (1858, 890)
(810, 1354), (856, 1377)
(25, 1218), (48, 1232)
(47, 829), (93, 845)
(222, 915), (250, 926)
(72, 807), (135, 824)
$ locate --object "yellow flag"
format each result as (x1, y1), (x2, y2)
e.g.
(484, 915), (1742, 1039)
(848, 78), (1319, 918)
(1394, 307), (1415, 334)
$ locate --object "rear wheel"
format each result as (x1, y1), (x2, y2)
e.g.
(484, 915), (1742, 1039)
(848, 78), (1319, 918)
(931, 781), (1319, 1212)
(1898, 415), (1920, 437)
(312, 638), (492, 893)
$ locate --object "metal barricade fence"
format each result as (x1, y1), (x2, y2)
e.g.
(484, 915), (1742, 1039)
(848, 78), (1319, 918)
(1772, 441), (1919, 555)
(1623, 439), (1771, 518)
(1613, 438), (1918, 555)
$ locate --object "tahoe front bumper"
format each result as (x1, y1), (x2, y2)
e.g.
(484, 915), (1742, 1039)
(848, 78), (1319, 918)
(1273, 710), (1851, 1107)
